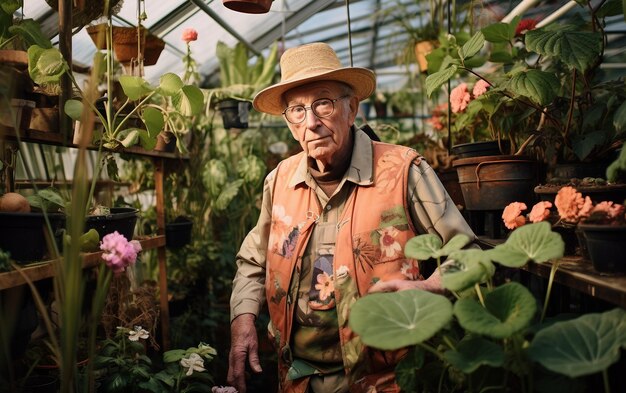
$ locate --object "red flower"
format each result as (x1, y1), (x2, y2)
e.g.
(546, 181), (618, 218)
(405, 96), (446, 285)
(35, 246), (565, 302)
(515, 19), (537, 36)
(182, 28), (198, 43)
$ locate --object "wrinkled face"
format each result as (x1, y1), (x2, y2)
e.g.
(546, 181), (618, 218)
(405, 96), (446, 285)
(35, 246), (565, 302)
(282, 81), (359, 168)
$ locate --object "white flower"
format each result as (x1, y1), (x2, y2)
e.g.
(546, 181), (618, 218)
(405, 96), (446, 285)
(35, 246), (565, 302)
(180, 353), (206, 376)
(128, 326), (149, 341)
(335, 265), (350, 279)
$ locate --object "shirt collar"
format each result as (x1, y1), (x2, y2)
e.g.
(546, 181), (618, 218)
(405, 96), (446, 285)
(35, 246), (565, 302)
(288, 125), (374, 188)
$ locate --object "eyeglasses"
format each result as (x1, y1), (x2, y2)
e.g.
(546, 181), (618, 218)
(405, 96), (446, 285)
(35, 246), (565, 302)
(282, 95), (349, 124)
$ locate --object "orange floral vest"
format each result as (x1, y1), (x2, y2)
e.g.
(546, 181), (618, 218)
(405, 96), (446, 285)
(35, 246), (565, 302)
(266, 141), (423, 393)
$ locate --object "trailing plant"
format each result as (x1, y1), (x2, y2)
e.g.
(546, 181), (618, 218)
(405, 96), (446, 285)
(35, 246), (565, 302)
(349, 222), (626, 392)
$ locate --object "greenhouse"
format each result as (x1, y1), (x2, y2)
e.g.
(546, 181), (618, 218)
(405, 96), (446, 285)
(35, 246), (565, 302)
(1, 1), (625, 392)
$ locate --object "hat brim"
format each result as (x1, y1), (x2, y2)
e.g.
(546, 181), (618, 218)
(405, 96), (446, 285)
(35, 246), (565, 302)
(252, 68), (376, 116)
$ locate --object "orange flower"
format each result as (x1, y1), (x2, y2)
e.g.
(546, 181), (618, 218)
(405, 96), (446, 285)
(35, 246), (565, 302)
(472, 80), (490, 97)
(502, 202), (527, 229)
(554, 186), (593, 223)
(529, 201), (552, 223)
(592, 201), (625, 219)
(182, 28), (198, 43)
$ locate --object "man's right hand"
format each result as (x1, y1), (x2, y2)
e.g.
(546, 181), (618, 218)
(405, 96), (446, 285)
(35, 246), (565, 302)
(227, 313), (263, 393)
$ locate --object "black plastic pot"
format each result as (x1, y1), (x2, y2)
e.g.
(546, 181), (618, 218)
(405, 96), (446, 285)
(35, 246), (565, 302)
(451, 140), (510, 159)
(0, 212), (65, 262)
(85, 207), (139, 242)
(21, 374), (58, 393)
(578, 223), (626, 274)
(218, 99), (251, 129)
(165, 216), (193, 248)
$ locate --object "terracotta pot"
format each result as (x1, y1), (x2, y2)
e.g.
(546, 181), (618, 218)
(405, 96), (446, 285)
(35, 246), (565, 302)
(144, 34), (166, 66)
(87, 24), (147, 63)
(0, 49), (28, 68)
(414, 40), (436, 73)
(155, 132), (177, 153)
(222, 0), (273, 14)
(453, 155), (539, 211)
(29, 107), (59, 133)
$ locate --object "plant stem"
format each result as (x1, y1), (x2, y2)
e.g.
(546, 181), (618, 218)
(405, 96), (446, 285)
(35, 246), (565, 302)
(540, 260), (560, 323)
(417, 342), (445, 361)
(603, 369), (611, 393)
(475, 283), (485, 307)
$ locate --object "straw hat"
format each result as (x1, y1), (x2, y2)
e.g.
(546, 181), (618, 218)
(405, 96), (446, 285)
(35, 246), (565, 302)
(253, 42), (376, 115)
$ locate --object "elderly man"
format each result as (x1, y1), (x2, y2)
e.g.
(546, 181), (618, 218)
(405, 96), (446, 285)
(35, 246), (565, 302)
(227, 42), (475, 393)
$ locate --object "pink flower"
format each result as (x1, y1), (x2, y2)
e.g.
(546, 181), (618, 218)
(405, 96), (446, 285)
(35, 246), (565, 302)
(554, 186), (593, 223)
(212, 387), (238, 393)
(450, 83), (470, 113)
(100, 231), (142, 274)
(315, 272), (334, 301)
(182, 28), (198, 43)
(529, 201), (552, 223)
(472, 80), (490, 97)
(502, 202), (527, 229)
(592, 202), (625, 219)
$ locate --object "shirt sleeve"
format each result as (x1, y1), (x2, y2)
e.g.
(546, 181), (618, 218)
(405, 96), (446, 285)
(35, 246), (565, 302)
(406, 159), (477, 245)
(229, 169), (276, 322)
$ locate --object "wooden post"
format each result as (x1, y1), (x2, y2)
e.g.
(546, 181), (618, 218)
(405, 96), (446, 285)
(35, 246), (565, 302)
(154, 157), (171, 350)
(59, 0), (73, 144)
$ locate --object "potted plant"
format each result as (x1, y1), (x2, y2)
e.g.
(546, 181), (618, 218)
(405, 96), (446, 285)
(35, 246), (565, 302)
(349, 222), (626, 391)
(207, 40), (278, 129)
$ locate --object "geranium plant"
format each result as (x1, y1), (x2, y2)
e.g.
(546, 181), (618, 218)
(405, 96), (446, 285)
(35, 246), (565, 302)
(349, 223), (626, 392)
(425, 1), (626, 161)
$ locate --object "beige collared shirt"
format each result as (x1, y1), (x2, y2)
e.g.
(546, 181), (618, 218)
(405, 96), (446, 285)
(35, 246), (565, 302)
(230, 127), (476, 321)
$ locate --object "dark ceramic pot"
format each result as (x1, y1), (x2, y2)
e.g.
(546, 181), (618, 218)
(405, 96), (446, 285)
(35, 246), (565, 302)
(0, 212), (65, 262)
(85, 207), (139, 242)
(577, 223), (626, 274)
(165, 216), (193, 248)
(218, 99), (252, 129)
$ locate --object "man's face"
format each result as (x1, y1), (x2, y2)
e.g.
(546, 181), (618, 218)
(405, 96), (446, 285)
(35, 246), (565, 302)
(283, 81), (358, 169)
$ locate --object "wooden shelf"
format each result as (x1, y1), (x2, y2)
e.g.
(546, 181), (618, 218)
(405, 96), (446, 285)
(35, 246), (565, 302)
(0, 126), (188, 160)
(521, 256), (626, 309)
(477, 237), (626, 309)
(0, 236), (165, 290)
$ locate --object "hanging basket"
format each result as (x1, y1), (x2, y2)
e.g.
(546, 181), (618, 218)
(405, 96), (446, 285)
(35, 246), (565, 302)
(45, 0), (124, 28)
(222, 0), (273, 14)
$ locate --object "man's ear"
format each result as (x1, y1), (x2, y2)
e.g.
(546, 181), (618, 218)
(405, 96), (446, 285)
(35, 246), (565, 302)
(347, 95), (360, 123)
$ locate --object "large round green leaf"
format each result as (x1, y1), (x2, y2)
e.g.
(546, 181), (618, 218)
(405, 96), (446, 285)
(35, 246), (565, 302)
(441, 249), (495, 292)
(28, 45), (67, 85)
(444, 336), (505, 373)
(173, 85), (204, 116)
(454, 282), (537, 339)
(158, 73), (184, 96)
(119, 75), (154, 101)
(202, 159), (228, 199)
(64, 99), (83, 121)
(404, 234), (442, 260)
(349, 290), (453, 350)
(214, 179), (244, 211)
(141, 107), (164, 138)
(528, 308), (626, 378)
(486, 222), (564, 267)
(237, 155), (266, 186)
(435, 234), (471, 259)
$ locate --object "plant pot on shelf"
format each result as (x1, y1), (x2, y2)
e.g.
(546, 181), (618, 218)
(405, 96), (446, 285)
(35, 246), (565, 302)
(450, 140), (511, 159)
(534, 183), (626, 205)
(577, 223), (626, 274)
(218, 99), (252, 129)
(165, 216), (193, 248)
(222, 0), (273, 14)
(28, 107), (59, 133)
(452, 155), (539, 211)
(0, 99), (35, 131)
(84, 207), (139, 242)
(0, 212), (65, 263)
(154, 132), (177, 153)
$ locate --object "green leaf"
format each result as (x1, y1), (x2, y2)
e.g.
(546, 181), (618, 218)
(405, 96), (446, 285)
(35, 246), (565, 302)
(525, 29), (602, 72)
(142, 107), (164, 138)
(28, 45), (67, 85)
(395, 347), (425, 392)
(425, 65), (458, 97)
(528, 308), (626, 377)
(158, 72), (183, 96)
(458, 31), (484, 61)
(214, 179), (244, 211)
(572, 130), (606, 161)
(64, 99), (83, 121)
(505, 70), (560, 106)
(8, 19), (52, 48)
(119, 75), (154, 101)
(404, 234), (442, 260)
(436, 234), (472, 258)
(136, 129), (157, 150)
(454, 282), (537, 339)
(79, 228), (100, 252)
(1, 0), (21, 15)
(202, 159), (228, 199)
(613, 101), (626, 133)
(481, 21), (514, 43)
(486, 222), (564, 267)
(172, 85), (204, 116)
(237, 155), (266, 186)
(444, 336), (505, 373)
(441, 249), (495, 292)
(349, 290), (453, 350)
(118, 129), (140, 148)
